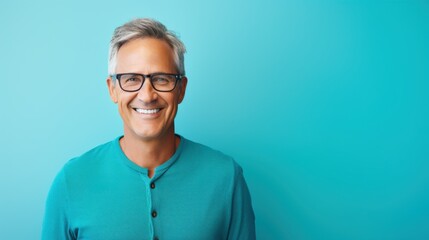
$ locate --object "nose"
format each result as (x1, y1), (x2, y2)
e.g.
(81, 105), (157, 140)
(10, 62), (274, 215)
(137, 78), (158, 103)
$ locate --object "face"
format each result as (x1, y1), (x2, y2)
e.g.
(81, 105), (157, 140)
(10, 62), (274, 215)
(107, 38), (187, 142)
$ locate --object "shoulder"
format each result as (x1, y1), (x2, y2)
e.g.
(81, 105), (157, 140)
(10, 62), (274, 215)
(180, 137), (243, 175)
(61, 137), (119, 176)
(181, 137), (233, 162)
(182, 137), (229, 157)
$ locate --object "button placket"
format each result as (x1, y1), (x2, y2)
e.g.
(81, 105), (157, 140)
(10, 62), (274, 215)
(140, 174), (156, 239)
(150, 182), (157, 217)
(149, 180), (159, 239)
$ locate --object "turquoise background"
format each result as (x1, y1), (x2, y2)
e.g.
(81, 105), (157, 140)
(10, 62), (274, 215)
(1, 0), (428, 239)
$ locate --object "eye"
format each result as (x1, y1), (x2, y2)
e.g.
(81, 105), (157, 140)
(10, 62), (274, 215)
(152, 75), (172, 85)
(119, 74), (143, 85)
(125, 77), (139, 82)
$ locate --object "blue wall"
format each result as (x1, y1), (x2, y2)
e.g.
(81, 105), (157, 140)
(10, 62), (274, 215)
(1, 0), (428, 239)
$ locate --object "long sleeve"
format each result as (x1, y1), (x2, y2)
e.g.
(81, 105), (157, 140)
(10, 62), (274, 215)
(41, 169), (74, 240)
(227, 164), (256, 240)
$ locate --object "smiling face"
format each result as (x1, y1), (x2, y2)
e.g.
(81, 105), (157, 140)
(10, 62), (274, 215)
(107, 38), (187, 142)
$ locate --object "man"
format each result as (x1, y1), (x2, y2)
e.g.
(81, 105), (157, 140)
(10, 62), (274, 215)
(42, 18), (256, 240)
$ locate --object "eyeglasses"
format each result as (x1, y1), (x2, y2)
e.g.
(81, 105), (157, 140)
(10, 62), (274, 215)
(111, 73), (183, 92)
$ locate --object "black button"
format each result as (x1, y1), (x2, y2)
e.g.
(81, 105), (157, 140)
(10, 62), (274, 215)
(153, 237), (159, 240)
(152, 210), (157, 218)
(150, 183), (155, 189)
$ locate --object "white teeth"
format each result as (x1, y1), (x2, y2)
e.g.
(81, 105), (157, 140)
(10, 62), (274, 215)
(135, 108), (160, 114)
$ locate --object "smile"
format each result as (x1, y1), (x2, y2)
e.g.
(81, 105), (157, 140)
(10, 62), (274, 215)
(134, 108), (161, 114)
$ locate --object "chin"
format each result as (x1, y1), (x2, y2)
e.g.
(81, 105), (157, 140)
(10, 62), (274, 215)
(134, 125), (173, 141)
(133, 129), (162, 140)
(125, 119), (174, 141)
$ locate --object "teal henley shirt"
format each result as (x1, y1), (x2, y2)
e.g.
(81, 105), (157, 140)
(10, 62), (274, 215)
(42, 135), (256, 240)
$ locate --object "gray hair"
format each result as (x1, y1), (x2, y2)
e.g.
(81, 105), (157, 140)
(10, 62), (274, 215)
(108, 18), (186, 75)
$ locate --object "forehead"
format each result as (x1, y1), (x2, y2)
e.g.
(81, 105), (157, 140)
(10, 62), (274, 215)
(116, 37), (177, 74)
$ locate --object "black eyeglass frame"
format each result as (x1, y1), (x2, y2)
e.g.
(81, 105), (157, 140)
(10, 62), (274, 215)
(111, 73), (184, 92)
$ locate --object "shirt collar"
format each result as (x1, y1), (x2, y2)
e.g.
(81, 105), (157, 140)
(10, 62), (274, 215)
(114, 134), (185, 180)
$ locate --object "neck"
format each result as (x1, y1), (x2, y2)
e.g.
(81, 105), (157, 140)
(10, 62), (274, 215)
(120, 128), (178, 178)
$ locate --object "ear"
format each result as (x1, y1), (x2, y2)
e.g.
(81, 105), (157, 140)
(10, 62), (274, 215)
(107, 77), (118, 103)
(178, 76), (188, 104)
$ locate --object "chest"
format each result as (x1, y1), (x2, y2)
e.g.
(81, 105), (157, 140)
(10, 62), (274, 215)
(69, 174), (230, 240)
